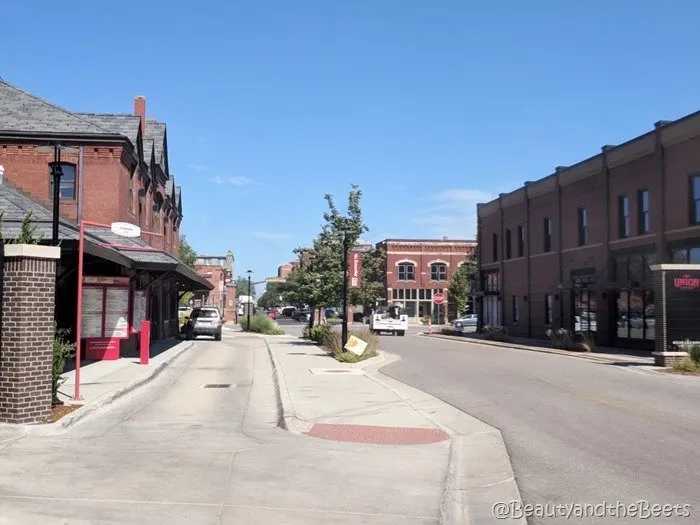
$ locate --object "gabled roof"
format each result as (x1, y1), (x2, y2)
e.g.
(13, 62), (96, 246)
(0, 79), (119, 136)
(73, 113), (141, 145)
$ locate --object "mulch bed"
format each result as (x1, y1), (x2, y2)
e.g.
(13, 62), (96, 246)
(44, 404), (82, 424)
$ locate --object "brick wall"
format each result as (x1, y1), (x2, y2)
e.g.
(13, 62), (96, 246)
(0, 247), (59, 424)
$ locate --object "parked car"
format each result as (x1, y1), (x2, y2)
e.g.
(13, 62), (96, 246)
(189, 307), (222, 341)
(296, 310), (311, 323)
(281, 307), (296, 317)
(453, 314), (477, 334)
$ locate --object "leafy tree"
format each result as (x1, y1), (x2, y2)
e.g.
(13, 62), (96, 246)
(235, 276), (257, 299)
(281, 185), (369, 309)
(178, 235), (197, 268)
(179, 291), (194, 307)
(448, 250), (478, 318)
(349, 246), (386, 309)
(14, 212), (41, 244)
(258, 281), (284, 309)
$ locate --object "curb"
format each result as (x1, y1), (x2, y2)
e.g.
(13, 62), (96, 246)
(2, 341), (194, 436)
(263, 334), (525, 525)
(368, 370), (527, 525)
(423, 332), (655, 366)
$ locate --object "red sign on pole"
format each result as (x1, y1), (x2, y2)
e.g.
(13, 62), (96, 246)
(433, 292), (445, 305)
(349, 251), (362, 289)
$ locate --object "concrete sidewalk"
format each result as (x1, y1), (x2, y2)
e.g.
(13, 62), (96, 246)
(0, 338), (193, 438)
(263, 334), (527, 524)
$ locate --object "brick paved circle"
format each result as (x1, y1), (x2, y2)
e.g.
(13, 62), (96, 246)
(305, 423), (450, 445)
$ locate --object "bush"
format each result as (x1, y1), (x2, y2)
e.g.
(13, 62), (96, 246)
(327, 318), (343, 325)
(421, 315), (431, 325)
(303, 325), (331, 344)
(483, 324), (509, 341)
(322, 328), (379, 363)
(53, 329), (75, 405)
(579, 331), (596, 352)
(688, 344), (700, 364)
(441, 328), (457, 336)
(240, 314), (285, 335)
(672, 358), (700, 373)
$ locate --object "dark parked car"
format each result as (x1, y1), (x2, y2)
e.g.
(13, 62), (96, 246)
(281, 307), (296, 317)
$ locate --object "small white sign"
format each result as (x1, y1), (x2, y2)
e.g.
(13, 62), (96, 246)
(344, 335), (368, 356)
(111, 222), (141, 238)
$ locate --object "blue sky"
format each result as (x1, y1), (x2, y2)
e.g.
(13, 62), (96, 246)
(3, 1), (700, 284)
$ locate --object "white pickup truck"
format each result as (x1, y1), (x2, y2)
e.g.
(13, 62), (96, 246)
(369, 304), (408, 336)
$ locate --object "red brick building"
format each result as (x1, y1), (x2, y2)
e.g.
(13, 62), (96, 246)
(195, 252), (237, 322)
(377, 238), (476, 321)
(278, 262), (295, 279)
(477, 109), (700, 350)
(0, 78), (211, 344)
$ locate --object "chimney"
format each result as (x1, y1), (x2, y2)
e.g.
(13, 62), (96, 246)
(134, 96), (146, 137)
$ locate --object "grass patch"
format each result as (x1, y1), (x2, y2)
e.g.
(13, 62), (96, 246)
(326, 318), (343, 325)
(240, 314), (285, 335)
(322, 328), (379, 363)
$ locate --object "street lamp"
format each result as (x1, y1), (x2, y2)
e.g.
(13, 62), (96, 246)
(35, 144), (80, 245)
(341, 220), (350, 347)
(246, 270), (253, 331)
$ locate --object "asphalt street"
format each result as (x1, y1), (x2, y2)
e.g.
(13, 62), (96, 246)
(376, 333), (700, 525)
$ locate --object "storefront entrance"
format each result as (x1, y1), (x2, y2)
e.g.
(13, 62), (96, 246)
(572, 289), (598, 334)
(614, 289), (655, 344)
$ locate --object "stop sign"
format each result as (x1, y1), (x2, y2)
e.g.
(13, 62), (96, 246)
(433, 292), (445, 305)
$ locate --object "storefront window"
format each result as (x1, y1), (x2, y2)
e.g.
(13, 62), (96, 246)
(644, 290), (655, 341)
(616, 291), (629, 339)
(573, 290), (597, 333)
(616, 290), (654, 340)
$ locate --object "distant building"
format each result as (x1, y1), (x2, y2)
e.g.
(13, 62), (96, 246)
(195, 251), (236, 322)
(376, 238), (477, 320)
(278, 262), (295, 279)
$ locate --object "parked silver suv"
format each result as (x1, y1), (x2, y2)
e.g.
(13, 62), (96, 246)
(190, 307), (223, 341)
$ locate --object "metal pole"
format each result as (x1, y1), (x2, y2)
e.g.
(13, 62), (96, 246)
(74, 220), (85, 401)
(52, 146), (63, 246)
(247, 274), (252, 331)
(342, 232), (349, 347)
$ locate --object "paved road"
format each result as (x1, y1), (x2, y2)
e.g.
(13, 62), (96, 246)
(378, 334), (700, 525)
(0, 335), (443, 525)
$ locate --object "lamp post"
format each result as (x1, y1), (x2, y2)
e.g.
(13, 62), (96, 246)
(246, 270), (253, 331)
(341, 221), (350, 347)
(35, 144), (80, 245)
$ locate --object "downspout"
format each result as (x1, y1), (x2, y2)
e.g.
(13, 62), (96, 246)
(654, 121), (669, 260)
(555, 170), (564, 328)
(77, 146), (85, 224)
(499, 194), (506, 325)
(602, 145), (613, 345)
(525, 182), (532, 339)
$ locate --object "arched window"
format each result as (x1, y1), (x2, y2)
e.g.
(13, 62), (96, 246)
(430, 263), (447, 281)
(397, 262), (415, 281)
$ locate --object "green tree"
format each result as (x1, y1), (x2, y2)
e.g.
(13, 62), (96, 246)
(258, 281), (284, 309)
(448, 251), (478, 318)
(349, 246), (386, 309)
(178, 235), (197, 268)
(15, 212), (41, 244)
(235, 276), (257, 298)
(281, 185), (369, 309)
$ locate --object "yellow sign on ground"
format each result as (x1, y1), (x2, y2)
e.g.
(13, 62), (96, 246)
(344, 335), (368, 356)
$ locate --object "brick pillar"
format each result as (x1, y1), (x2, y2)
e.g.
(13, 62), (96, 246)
(0, 245), (60, 424)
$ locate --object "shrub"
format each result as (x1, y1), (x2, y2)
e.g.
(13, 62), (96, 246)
(52, 329), (75, 405)
(672, 358), (700, 373)
(322, 328), (379, 362)
(547, 328), (577, 350)
(421, 315), (431, 325)
(483, 324), (509, 341)
(303, 325), (331, 344)
(327, 318), (343, 325)
(579, 331), (596, 352)
(240, 314), (285, 335)
(688, 344), (700, 364)
(441, 328), (457, 336)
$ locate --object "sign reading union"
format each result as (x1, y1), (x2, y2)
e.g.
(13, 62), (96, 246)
(672, 274), (700, 291)
(349, 251), (362, 289)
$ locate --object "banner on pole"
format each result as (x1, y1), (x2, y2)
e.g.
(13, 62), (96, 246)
(349, 251), (362, 289)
